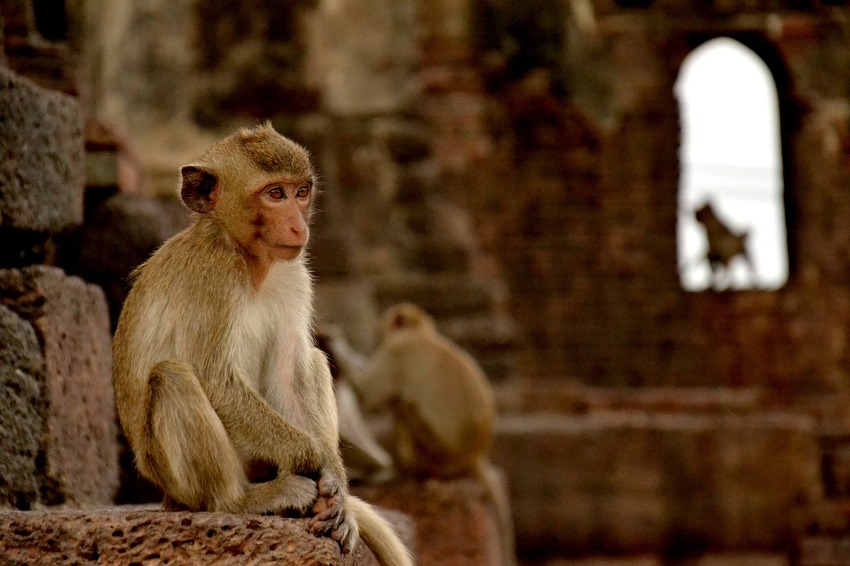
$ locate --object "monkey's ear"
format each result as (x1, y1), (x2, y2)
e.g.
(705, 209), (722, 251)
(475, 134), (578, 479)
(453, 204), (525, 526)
(180, 165), (217, 214)
(392, 312), (406, 329)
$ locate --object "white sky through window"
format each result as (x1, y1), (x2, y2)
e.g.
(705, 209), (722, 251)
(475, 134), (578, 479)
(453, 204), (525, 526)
(676, 37), (788, 291)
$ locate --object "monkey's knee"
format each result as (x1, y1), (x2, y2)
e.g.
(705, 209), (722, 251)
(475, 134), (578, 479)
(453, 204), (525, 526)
(142, 360), (243, 511)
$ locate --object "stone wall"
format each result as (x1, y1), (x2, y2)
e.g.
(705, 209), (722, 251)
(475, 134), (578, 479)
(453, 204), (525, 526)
(416, 1), (850, 392)
(8, 0), (850, 562)
(0, 51), (118, 508)
(494, 410), (820, 556)
(0, 267), (119, 507)
(64, 0), (850, 394)
(0, 65), (83, 263)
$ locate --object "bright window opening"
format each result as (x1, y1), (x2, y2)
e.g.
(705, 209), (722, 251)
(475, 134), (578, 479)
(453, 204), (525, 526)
(676, 37), (788, 291)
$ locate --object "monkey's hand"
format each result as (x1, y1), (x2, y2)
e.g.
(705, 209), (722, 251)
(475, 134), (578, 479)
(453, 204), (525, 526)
(309, 474), (359, 554)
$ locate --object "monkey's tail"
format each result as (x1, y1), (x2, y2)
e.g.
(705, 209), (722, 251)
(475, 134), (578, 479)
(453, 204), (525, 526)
(348, 495), (414, 566)
(475, 459), (518, 566)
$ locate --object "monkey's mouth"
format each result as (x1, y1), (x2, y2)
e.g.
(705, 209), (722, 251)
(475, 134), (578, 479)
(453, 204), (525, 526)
(275, 243), (304, 253)
(270, 242), (305, 260)
(265, 237), (305, 250)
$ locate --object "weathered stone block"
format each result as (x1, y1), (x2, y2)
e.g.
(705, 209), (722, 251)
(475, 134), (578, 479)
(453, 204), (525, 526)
(319, 0), (417, 115)
(62, 192), (189, 330)
(379, 121), (432, 164)
(0, 304), (43, 509)
(374, 274), (497, 318)
(0, 266), (118, 506)
(0, 508), (411, 565)
(800, 536), (850, 566)
(0, 67), (84, 232)
(354, 477), (505, 566)
(494, 412), (821, 556)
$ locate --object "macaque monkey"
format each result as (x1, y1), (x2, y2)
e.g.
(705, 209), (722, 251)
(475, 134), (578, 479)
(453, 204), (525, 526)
(354, 303), (516, 566)
(694, 201), (757, 289)
(112, 123), (411, 566)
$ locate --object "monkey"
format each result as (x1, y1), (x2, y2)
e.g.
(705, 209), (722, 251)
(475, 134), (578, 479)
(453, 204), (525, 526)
(694, 201), (757, 289)
(314, 324), (394, 482)
(351, 303), (516, 566)
(112, 123), (412, 566)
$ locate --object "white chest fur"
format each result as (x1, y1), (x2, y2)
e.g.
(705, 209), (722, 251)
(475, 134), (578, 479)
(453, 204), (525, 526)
(230, 261), (313, 427)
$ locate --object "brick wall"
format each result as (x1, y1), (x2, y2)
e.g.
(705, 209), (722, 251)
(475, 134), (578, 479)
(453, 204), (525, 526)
(418, 1), (850, 392)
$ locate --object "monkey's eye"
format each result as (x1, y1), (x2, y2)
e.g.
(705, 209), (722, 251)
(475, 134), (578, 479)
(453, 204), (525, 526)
(267, 186), (285, 200)
(296, 184), (311, 199)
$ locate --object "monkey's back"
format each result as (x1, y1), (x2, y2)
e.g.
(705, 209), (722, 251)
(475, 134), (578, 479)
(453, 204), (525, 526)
(112, 219), (242, 450)
(391, 331), (496, 463)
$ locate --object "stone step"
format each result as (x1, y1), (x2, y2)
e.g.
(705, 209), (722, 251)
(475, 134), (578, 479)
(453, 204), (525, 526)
(0, 506), (413, 565)
(520, 554), (788, 566)
(800, 535), (850, 566)
(353, 476), (510, 566)
(493, 411), (820, 557)
(496, 382), (767, 415)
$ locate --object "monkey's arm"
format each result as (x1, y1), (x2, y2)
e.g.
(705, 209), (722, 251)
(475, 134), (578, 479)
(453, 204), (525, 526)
(304, 347), (342, 454)
(303, 348), (350, 484)
(354, 344), (404, 411)
(203, 368), (324, 473)
(302, 347), (360, 553)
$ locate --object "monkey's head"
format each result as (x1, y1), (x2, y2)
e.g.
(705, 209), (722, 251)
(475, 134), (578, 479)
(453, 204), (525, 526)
(694, 202), (717, 226)
(180, 122), (316, 263)
(379, 303), (436, 341)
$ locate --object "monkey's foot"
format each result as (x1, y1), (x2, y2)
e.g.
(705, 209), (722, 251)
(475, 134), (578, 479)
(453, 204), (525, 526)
(277, 475), (319, 514)
(162, 495), (191, 512)
(308, 476), (358, 554)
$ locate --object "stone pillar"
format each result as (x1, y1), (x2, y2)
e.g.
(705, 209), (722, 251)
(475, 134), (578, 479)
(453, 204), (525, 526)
(0, 63), (117, 508)
(0, 267), (119, 507)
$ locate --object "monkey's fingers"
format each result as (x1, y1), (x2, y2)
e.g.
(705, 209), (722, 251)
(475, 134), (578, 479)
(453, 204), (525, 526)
(312, 494), (334, 515)
(331, 521), (356, 555)
(316, 475), (341, 498)
(309, 504), (342, 534)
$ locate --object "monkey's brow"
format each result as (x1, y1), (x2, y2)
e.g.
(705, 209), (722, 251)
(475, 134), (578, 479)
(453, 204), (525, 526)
(270, 177), (312, 185)
(255, 179), (313, 192)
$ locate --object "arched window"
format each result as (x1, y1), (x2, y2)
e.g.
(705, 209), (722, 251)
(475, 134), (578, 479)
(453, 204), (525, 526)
(676, 37), (788, 291)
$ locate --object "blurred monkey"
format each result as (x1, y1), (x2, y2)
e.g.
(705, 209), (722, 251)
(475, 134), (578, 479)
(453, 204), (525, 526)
(694, 201), (757, 289)
(354, 303), (516, 566)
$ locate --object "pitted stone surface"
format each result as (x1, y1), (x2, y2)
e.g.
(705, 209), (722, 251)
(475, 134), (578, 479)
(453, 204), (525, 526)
(0, 304), (43, 509)
(0, 66), (84, 232)
(0, 508), (385, 565)
(0, 266), (118, 506)
(354, 477), (502, 566)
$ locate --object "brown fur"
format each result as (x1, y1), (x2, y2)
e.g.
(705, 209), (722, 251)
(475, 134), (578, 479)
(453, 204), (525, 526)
(113, 123), (411, 566)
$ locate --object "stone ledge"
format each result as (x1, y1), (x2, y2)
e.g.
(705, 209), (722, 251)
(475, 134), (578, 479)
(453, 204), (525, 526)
(800, 535), (850, 566)
(0, 507), (406, 565)
(494, 411), (821, 555)
(353, 477), (504, 566)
